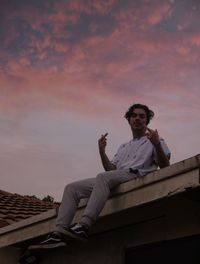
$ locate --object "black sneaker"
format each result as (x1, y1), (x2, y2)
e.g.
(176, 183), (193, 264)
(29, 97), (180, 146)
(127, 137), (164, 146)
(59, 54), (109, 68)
(58, 223), (89, 242)
(69, 223), (89, 241)
(28, 233), (66, 250)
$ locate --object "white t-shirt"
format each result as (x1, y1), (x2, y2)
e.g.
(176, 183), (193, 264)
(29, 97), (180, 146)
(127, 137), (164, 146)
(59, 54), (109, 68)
(112, 136), (171, 176)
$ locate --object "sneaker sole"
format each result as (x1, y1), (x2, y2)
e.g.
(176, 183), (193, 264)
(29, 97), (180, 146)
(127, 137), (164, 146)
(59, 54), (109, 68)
(28, 242), (66, 251)
(56, 227), (88, 243)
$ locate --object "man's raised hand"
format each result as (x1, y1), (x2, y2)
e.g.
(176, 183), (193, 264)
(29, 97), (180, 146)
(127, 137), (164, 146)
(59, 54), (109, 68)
(98, 133), (108, 152)
(145, 127), (160, 146)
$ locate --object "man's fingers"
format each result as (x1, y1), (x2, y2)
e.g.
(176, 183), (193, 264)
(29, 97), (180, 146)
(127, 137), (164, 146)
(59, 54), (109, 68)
(146, 127), (158, 135)
(146, 127), (153, 132)
(101, 133), (108, 139)
(145, 132), (151, 138)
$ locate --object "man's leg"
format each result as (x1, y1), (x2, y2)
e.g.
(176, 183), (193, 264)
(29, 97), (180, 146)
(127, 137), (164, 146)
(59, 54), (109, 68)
(55, 177), (95, 231)
(31, 171), (136, 247)
(80, 170), (137, 228)
(29, 178), (97, 248)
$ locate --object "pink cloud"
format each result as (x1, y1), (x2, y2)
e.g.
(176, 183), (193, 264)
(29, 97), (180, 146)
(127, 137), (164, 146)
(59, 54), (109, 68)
(1, 0), (200, 121)
(114, 0), (173, 31)
(190, 34), (200, 46)
(66, 0), (116, 15)
(91, 0), (116, 14)
(147, 2), (172, 26)
(1, 33), (199, 117)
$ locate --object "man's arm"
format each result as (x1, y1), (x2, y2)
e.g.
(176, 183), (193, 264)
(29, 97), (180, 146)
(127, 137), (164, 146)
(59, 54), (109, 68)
(146, 128), (170, 168)
(98, 133), (117, 171)
(154, 141), (170, 168)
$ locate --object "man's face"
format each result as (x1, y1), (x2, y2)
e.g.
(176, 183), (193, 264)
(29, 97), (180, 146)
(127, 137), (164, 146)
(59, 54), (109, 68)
(129, 108), (147, 130)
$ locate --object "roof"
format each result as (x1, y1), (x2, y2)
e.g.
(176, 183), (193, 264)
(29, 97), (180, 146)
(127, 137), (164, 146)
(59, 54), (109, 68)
(0, 154), (200, 248)
(0, 189), (57, 228)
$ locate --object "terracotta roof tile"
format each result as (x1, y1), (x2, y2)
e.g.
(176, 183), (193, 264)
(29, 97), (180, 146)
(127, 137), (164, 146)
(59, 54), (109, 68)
(0, 189), (58, 228)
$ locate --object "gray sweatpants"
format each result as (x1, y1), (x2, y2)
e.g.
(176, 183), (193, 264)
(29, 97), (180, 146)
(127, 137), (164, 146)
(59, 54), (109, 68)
(55, 170), (137, 230)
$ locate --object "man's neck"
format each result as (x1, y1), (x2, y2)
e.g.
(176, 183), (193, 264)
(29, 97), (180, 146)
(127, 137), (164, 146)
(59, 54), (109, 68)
(132, 129), (146, 139)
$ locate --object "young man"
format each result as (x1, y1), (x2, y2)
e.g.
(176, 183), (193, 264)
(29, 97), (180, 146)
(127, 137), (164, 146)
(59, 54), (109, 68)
(37, 103), (170, 248)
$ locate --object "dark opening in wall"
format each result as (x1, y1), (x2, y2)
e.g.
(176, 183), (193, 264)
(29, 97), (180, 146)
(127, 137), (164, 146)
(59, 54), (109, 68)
(125, 234), (200, 264)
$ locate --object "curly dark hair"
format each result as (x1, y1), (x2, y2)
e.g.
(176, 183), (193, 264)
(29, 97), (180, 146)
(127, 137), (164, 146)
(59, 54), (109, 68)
(124, 103), (154, 125)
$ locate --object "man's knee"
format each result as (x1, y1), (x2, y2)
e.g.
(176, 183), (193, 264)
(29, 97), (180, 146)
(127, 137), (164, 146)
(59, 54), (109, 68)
(96, 171), (110, 183)
(64, 181), (79, 193)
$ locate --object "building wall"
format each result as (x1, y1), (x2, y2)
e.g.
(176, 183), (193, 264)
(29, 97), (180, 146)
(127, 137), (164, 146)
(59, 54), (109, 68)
(0, 192), (200, 263)
(0, 246), (20, 264)
(33, 193), (200, 264)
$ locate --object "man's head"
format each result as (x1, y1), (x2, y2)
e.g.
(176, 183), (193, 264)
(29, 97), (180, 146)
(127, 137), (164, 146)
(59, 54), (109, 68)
(124, 104), (154, 127)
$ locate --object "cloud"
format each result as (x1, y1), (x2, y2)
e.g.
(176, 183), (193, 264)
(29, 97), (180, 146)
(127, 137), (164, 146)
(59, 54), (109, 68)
(0, 0), (200, 122)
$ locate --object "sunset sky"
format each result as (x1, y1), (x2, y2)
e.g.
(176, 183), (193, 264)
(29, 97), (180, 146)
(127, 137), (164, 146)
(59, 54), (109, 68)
(1, 0), (200, 201)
